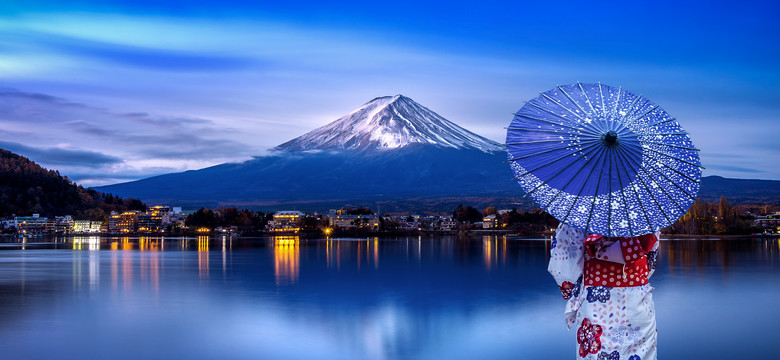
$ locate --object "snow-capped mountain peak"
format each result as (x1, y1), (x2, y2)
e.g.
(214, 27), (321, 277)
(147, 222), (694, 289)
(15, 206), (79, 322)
(275, 95), (503, 153)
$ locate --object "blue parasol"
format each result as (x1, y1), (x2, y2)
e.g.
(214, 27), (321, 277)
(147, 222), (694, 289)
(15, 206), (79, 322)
(506, 83), (702, 237)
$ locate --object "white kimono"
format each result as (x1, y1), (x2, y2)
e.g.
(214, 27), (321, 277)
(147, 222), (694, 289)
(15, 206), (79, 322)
(548, 223), (659, 360)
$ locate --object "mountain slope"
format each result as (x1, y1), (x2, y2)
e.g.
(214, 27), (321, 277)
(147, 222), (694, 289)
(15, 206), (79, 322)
(95, 144), (522, 211)
(276, 95), (502, 153)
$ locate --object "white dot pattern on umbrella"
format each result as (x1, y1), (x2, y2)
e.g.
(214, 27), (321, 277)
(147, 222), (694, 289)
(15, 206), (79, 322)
(506, 83), (702, 237)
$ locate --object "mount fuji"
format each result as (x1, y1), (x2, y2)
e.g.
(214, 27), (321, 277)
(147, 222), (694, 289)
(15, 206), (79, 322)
(276, 95), (502, 153)
(96, 95), (527, 211)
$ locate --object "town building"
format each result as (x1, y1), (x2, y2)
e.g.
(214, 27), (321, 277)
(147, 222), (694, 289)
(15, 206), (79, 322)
(270, 211), (305, 232)
(329, 214), (380, 230)
(755, 212), (780, 234)
(54, 216), (74, 234)
(434, 217), (458, 231)
(483, 214), (497, 229)
(0, 219), (15, 230)
(109, 211), (139, 233)
(73, 220), (102, 233)
(14, 214), (53, 234)
(399, 215), (420, 231)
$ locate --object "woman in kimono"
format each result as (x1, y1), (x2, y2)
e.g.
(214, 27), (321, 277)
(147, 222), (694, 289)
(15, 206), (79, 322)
(548, 223), (660, 360)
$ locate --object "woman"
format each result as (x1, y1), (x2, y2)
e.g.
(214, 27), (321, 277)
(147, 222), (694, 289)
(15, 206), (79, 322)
(548, 223), (659, 360)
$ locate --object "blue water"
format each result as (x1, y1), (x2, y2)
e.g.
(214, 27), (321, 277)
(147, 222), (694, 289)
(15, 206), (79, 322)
(0, 235), (777, 359)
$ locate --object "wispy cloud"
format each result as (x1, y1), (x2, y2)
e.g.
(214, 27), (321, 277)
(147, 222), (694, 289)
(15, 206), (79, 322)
(0, 88), (258, 186)
(3, 30), (259, 72)
(705, 164), (763, 174)
(0, 140), (122, 166)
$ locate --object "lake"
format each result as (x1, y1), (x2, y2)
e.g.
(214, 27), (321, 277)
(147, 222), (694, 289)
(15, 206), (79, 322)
(0, 235), (777, 359)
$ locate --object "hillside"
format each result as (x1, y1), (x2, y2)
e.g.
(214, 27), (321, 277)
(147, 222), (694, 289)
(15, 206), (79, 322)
(698, 176), (780, 205)
(0, 149), (145, 219)
(96, 144), (525, 212)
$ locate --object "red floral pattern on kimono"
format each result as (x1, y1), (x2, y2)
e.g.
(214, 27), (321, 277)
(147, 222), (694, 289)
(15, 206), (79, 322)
(549, 223), (659, 360)
(577, 318), (603, 357)
(560, 281), (575, 299)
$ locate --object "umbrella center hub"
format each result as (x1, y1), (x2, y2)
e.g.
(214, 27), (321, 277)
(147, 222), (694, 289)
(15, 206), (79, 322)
(603, 131), (619, 147)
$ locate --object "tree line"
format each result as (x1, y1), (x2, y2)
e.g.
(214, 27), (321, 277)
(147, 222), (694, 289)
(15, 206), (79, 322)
(667, 196), (767, 235)
(184, 207), (273, 233)
(0, 149), (146, 220)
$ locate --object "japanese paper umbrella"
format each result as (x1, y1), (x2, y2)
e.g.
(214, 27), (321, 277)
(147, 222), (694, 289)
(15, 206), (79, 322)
(505, 83), (702, 237)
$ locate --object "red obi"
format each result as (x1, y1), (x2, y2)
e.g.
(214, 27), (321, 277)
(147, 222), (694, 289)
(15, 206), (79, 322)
(583, 233), (657, 287)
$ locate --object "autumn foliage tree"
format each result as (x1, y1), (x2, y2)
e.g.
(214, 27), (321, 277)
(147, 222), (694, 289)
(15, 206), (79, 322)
(0, 148), (145, 220)
(668, 197), (761, 235)
(185, 207), (270, 231)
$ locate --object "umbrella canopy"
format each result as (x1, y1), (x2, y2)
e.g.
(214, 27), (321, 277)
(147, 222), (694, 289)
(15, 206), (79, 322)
(506, 83), (702, 237)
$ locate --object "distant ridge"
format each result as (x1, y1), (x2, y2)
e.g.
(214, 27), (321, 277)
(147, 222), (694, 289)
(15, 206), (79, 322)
(698, 176), (780, 204)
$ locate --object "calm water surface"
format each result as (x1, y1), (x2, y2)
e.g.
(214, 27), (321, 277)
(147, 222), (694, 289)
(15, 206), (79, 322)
(0, 235), (778, 359)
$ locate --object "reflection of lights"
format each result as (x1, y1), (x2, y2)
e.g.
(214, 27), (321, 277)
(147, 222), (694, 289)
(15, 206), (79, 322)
(483, 236), (496, 270)
(222, 236), (229, 277)
(374, 239), (379, 269)
(502, 236), (507, 264)
(73, 236), (101, 250)
(110, 248), (118, 292)
(274, 236), (299, 285)
(89, 247), (99, 290)
(121, 237), (133, 250)
(275, 236), (298, 247)
(326, 239), (342, 270)
(198, 236), (209, 279)
(138, 237), (160, 251)
(198, 236), (209, 251)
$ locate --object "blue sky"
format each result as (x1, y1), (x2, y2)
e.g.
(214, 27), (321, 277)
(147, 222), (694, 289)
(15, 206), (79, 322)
(0, 0), (778, 185)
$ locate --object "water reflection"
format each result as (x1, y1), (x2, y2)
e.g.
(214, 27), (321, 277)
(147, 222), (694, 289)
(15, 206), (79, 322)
(659, 237), (780, 276)
(139, 237), (161, 251)
(199, 236), (209, 280)
(221, 235), (230, 278)
(0, 236), (778, 359)
(274, 236), (299, 285)
(72, 236), (101, 251)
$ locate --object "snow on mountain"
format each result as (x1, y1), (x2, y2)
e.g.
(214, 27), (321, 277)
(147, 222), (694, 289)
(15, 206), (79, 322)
(275, 95), (503, 153)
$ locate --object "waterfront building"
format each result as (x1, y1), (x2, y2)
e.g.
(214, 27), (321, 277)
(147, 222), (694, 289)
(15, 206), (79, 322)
(271, 211), (305, 232)
(138, 213), (162, 232)
(0, 219), (15, 230)
(755, 212), (780, 234)
(399, 216), (420, 231)
(148, 206), (172, 224)
(109, 211), (139, 233)
(14, 214), (53, 234)
(54, 216), (74, 234)
(73, 220), (102, 233)
(329, 214), (380, 230)
(436, 217), (458, 231)
(483, 214), (497, 229)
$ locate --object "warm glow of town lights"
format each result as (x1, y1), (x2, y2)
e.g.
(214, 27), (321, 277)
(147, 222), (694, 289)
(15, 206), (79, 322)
(274, 236), (300, 285)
